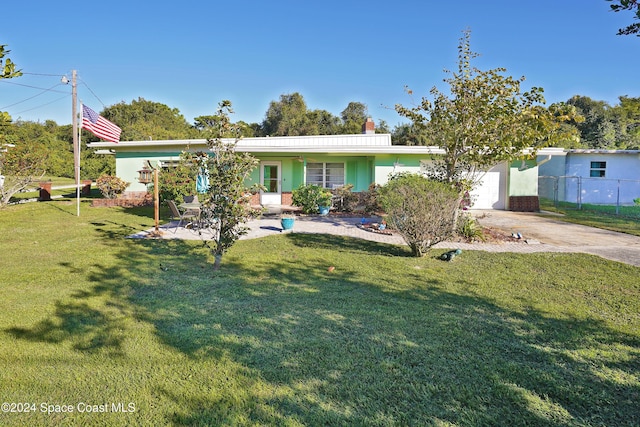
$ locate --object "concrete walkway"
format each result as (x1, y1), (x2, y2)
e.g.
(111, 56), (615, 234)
(131, 210), (640, 267)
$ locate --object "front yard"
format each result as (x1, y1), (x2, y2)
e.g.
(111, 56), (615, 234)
(0, 200), (638, 426)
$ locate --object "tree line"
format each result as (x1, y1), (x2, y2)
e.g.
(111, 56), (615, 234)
(1, 91), (639, 182)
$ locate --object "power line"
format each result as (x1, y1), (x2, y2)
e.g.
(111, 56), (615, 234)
(0, 80), (69, 94)
(0, 82), (67, 109)
(21, 72), (66, 77)
(2, 70), (111, 118)
(13, 94), (70, 115)
(78, 77), (105, 108)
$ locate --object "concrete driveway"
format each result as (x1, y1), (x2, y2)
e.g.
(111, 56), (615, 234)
(474, 210), (640, 267)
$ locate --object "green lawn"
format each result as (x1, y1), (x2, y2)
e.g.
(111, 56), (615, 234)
(540, 198), (640, 237)
(1, 201), (639, 426)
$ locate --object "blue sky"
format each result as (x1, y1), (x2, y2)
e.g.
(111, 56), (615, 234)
(1, 1), (638, 129)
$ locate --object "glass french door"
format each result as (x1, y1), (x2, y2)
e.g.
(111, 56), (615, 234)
(260, 161), (281, 205)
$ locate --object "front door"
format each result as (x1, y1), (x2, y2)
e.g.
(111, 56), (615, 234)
(260, 161), (281, 205)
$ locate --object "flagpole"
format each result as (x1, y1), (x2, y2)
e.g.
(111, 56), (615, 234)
(71, 69), (80, 217)
(77, 102), (82, 217)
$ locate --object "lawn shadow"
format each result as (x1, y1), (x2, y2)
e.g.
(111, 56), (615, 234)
(6, 300), (127, 356)
(286, 232), (411, 257)
(6, 224), (638, 425)
(131, 237), (639, 425)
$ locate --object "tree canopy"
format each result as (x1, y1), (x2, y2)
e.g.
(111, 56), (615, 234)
(259, 93), (378, 137)
(101, 97), (199, 141)
(566, 95), (640, 149)
(608, 0), (640, 36)
(0, 45), (21, 81)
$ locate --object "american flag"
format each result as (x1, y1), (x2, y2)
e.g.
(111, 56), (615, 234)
(82, 105), (122, 143)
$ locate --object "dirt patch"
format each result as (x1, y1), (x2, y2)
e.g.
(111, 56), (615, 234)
(480, 226), (525, 243)
(451, 226), (525, 244)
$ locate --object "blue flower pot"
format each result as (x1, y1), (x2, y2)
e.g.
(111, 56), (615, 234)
(319, 206), (330, 215)
(281, 217), (295, 230)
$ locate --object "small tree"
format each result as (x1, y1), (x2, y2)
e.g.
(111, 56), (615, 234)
(395, 29), (580, 189)
(198, 101), (262, 270)
(0, 141), (47, 207)
(379, 174), (460, 257)
(0, 45), (36, 208)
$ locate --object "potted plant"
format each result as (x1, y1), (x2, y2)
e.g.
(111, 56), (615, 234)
(280, 213), (296, 231)
(318, 190), (333, 215)
(292, 184), (333, 215)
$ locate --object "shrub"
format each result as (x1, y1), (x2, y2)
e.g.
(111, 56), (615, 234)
(634, 197), (640, 206)
(457, 212), (485, 242)
(292, 184), (333, 214)
(361, 183), (382, 214)
(379, 173), (460, 257)
(331, 184), (359, 212)
(96, 175), (129, 199)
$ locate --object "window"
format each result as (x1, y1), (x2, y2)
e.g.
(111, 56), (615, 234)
(306, 162), (345, 188)
(590, 161), (606, 178)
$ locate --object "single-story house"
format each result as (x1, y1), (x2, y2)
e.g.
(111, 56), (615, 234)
(90, 122), (554, 211)
(538, 149), (640, 205)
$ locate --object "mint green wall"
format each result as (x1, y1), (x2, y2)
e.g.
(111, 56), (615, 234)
(508, 160), (538, 196)
(291, 160), (304, 190)
(253, 155), (375, 192)
(116, 151), (182, 193)
(373, 154), (426, 185)
(118, 151), (438, 195)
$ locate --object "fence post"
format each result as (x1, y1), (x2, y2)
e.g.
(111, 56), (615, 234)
(616, 180), (620, 215)
(577, 176), (582, 210)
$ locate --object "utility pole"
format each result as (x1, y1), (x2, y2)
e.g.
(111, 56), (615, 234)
(71, 70), (80, 216)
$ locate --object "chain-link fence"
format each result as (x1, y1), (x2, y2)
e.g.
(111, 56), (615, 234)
(539, 175), (640, 217)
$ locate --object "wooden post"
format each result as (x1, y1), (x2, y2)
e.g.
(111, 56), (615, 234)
(154, 168), (161, 235)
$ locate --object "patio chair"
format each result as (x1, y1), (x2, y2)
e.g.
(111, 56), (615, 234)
(167, 200), (199, 232)
(183, 195), (199, 204)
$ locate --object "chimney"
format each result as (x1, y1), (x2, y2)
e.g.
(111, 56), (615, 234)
(362, 117), (375, 134)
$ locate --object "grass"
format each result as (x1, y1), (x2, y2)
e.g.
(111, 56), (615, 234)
(540, 198), (640, 237)
(0, 200), (639, 426)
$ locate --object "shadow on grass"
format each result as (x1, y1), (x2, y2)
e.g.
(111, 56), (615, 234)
(6, 300), (127, 356)
(286, 232), (411, 257)
(6, 224), (639, 425)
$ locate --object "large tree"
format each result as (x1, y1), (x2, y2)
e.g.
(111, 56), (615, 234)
(101, 98), (198, 141)
(261, 92), (317, 136)
(566, 95), (640, 149)
(614, 96), (640, 148)
(391, 123), (430, 146)
(260, 93), (375, 136)
(340, 102), (368, 134)
(395, 29), (580, 187)
(608, 0), (640, 36)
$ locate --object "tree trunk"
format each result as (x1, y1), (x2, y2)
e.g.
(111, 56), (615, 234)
(212, 253), (223, 270)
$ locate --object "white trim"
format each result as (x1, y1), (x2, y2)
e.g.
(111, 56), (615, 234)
(260, 161), (282, 205)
